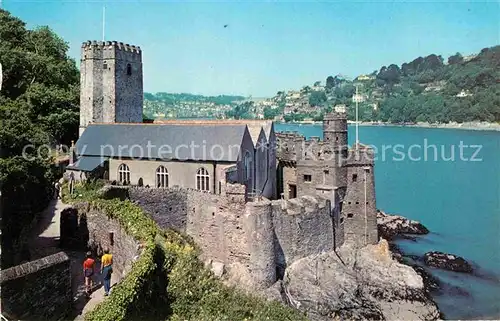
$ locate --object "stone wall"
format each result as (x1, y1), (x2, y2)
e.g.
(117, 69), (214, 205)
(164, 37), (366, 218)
(0, 252), (72, 320)
(269, 196), (336, 276)
(102, 185), (341, 288)
(61, 202), (141, 280)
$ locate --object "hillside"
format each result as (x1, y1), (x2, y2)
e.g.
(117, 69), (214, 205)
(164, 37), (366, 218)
(143, 92), (246, 119)
(237, 45), (500, 124)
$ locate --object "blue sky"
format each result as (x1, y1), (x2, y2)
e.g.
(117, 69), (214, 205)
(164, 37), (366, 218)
(4, 0), (499, 97)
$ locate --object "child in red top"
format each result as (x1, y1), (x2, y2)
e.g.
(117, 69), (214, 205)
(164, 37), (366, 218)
(83, 251), (95, 295)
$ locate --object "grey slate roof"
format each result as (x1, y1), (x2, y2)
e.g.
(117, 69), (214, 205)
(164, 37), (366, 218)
(67, 156), (107, 172)
(76, 124), (248, 162)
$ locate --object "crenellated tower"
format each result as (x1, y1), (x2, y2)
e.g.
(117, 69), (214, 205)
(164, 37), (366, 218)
(79, 40), (143, 137)
(341, 143), (378, 248)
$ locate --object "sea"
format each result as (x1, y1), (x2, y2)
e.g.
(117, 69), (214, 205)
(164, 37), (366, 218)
(275, 123), (500, 320)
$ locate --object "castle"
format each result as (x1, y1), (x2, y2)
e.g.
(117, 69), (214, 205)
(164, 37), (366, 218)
(67, 40), (378, 287)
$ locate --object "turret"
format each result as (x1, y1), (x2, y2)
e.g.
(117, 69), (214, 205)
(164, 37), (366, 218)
(341, 143), (378, 248)
(323, 105), (347, 147)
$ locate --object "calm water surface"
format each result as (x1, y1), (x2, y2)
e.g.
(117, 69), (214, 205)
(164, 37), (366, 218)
(276, 123), (500, 319)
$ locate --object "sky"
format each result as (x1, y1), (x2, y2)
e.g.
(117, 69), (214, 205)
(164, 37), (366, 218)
(3, 0), (499, 97)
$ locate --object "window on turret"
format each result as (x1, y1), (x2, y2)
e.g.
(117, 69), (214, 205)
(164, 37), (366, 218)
(336, 136), (339, 141)
(127, 63), (132, 75)
(103, 62), (108, 69)
(304, 175), (312, 182)
(347, 213), (354, 218)
(352, 174), (358, 182)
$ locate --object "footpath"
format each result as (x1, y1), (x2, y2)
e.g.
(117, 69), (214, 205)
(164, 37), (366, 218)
(28, 198), (117, 320)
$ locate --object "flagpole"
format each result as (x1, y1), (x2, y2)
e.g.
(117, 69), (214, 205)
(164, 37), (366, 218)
(355, 84), (359, 147)
(102, 5), (106, 41)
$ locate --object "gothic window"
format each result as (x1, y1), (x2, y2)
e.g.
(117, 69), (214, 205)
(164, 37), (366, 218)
(244, 151), (251, 181)
(196, 167), (210, 191)
(126, 63), (132, 75)
(156, 166), (169, 188)
(118, 164), (130, 184)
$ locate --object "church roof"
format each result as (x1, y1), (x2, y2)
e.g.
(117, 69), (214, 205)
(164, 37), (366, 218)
(153, 119), (274, 146)
(76, 123), (249, 162)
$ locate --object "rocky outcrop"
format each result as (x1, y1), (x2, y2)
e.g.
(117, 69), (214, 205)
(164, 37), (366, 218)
(424, 251), (473, 273)
(283, 239), (440, 321)
(377, 210), (429, 240)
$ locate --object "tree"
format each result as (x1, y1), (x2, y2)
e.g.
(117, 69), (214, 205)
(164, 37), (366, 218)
(448, 52), (463, 65)
(326, 76), (335, 89)
(0, 9), (79, 267)
(313, 81), (321, 87)
(309, 91), (327, 106)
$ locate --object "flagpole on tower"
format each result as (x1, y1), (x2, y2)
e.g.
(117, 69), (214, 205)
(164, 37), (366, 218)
(355, 84), (359, 147)
(102, 5), (106, 41)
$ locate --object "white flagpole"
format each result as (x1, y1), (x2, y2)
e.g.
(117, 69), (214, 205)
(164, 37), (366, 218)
(355, 84), (359, 147)
(102, 5), (106, 41)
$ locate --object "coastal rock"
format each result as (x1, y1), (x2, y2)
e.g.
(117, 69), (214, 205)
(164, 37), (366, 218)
(377, 210), (429, 240)
(424, 251), (473, 273)
(283, 239), (441, 321)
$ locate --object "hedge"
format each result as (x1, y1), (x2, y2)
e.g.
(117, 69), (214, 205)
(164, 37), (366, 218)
(63, 181), (308, 321)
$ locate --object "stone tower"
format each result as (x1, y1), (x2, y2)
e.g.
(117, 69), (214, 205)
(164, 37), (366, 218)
(79, 40), (143, 137)
(322, 106), (348, 199)
(341, 144), (378, 248)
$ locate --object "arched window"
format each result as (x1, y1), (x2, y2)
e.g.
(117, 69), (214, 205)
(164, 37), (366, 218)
(126, 63), (132, 76)
(196, 167), (210, 191)
(118, 164), (130, 184)
(244, 151), (251, 181)
(156, 166), (169, 188)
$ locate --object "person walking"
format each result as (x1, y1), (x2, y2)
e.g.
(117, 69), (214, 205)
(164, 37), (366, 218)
(83, 251), (95, 296)
(54, 181), (60, 200)
(101, 248), (113, 296)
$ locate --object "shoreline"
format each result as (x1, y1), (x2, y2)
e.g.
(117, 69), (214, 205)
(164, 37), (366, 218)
(279, 120), (500, 132)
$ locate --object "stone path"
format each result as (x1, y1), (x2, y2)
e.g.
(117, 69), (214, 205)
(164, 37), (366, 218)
(28, 198), (118, 320)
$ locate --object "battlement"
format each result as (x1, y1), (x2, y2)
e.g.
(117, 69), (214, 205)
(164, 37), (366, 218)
(81, 40), (142, 53)
(324, 110), (347, 120)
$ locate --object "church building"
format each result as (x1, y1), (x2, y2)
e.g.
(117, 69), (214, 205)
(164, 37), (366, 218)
(67, 40), (277, 200)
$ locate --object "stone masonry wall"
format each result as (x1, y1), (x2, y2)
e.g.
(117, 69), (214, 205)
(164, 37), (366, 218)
(102, 185), (339, 288)
(0, 252), (72, 320)
(66, 202), (142, 281)
(122, 185), (248, 266)
(270, 196), (335, 276)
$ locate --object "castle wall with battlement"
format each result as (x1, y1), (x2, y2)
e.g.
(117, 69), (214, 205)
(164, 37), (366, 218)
(103, 183), (341, 288)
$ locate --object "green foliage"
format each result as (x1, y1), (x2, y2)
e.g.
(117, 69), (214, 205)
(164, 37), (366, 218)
(0, 9), (78, 267)
(225, 101), (255, 120)
(308, 91), (327, 106)
(63, 184), (306, 321)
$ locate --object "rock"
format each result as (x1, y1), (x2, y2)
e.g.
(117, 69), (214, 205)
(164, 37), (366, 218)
(377, 210), (429, 240)
(283, 239), (441, 321)
(211, 261), (225, 277)
(424, 251), (473, 273)
(261, 280), (287, 304)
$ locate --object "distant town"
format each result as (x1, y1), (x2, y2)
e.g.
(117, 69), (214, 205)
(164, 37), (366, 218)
(144, 47), (498, 125)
